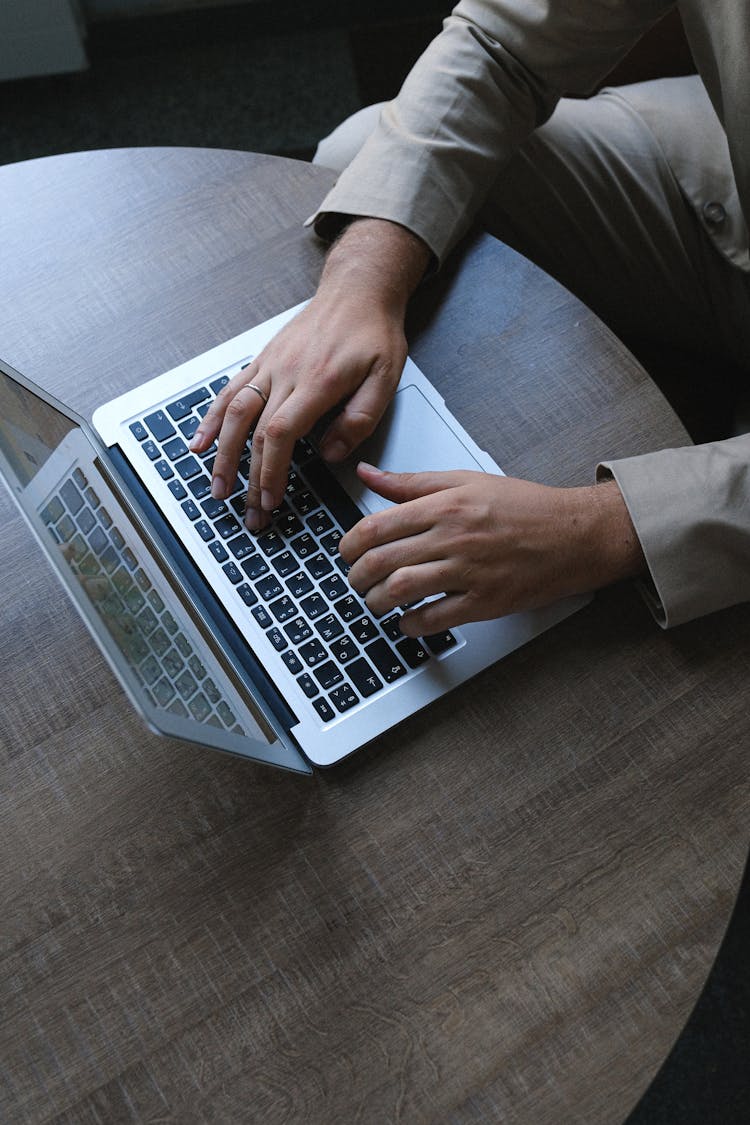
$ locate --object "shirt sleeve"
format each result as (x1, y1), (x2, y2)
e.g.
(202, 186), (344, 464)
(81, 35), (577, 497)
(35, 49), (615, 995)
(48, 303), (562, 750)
(598, 433), (750, 627)
(311, 0), (674, 263)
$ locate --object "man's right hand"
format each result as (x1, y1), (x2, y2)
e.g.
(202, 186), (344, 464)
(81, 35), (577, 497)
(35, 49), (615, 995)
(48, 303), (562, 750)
(189, 218), (430, 529)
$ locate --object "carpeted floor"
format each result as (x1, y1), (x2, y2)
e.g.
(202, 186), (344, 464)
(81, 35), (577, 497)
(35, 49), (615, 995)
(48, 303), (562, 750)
(2, 4), (748, 1120)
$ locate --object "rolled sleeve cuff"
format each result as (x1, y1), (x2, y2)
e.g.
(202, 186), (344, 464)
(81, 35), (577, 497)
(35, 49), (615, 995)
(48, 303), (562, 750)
(598, 434), (750, 628)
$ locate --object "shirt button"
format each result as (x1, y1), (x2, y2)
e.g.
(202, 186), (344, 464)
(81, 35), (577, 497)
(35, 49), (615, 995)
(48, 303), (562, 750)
(703, 200), (726, 226)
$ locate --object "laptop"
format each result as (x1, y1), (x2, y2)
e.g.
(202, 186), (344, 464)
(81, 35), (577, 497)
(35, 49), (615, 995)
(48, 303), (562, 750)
(0, 302), (588, 774)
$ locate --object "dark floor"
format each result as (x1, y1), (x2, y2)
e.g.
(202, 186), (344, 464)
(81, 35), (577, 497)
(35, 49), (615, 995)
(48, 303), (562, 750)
(2, 4), (749, 1121)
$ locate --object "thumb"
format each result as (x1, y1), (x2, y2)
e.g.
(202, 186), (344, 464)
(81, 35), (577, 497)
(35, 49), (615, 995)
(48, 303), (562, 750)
(356, 461), (465, 502)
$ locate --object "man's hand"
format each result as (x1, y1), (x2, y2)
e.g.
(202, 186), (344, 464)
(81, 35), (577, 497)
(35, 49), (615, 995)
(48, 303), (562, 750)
(340, 464), (645, 635)
(189, 218), (430, 529)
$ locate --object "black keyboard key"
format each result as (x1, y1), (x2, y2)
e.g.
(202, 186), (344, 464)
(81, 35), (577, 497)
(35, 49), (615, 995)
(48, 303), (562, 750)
(334, 594), (361, 623)
(424, 630), (458, 655)
(168, 479), (187, 500)
(257, 574), (283, 601)
(142, 440), (160, 461)
(209, 540), (229, 563)
(269, 595), (297, 623)
(188, 474), (212, 500)
(196, 402), (211, 419)
(163, 437), (188, 461)
(251, 605), (273, 629)
(313, 697), (335, 723)
(287, 572), (313, 598)
(222, 561), (243, 585)
(319, 574), (348, 601)
(347, 657), (383, 698)
(227, 533), (256, 561)
(201, 496), (228, 520)
(284, 471), (302, 497)
(335, 557), (351, 576)
(320, 529), (343, 556)
(350, 615), (379, 645)
(73, 468), (87, 489)
(396, 636), (430, 668)
(209, 374), (230, 395)
(365, 639), (407, 683)
(110, 528), (126, 550)
(302, 458), (363, 532)
(382, 613), (403, 641)
(257, 529), (284, 557)
(297, 672), (319, 698)
(84, 487), (100, 509)
(300, 592), (327, 619)
(306, 553), (333, 579)
(275, 510), (303, 537)
(330, 683), (359, 713)
(129, 420), (148, 441)
(307, 510), (334, 537)
(271, 550), (297, 578)
(284, 617), (312, 646)
(99, 507), (113, 528)
(300, 639), (327, 667)
(196, 520), (213, 543)
(315, 614), (344, 643)
(175, 456), (202, 480)
(242, 554), (269, 580)
(291, 489), (315, 515)
(330, 636), (358, 664)
(181, 499), (200, 521)
(166, 386), (210, 421)
(282, 650), (304, 676)
(60, 479), (84, 516)
(267, 627), (287, 652)
(144, 409), (176, 442)
(215, 514), (241, 539)
(314, 660), (343, 691)
(179, 416), (200, 439)
(290, 532), (316, 559)
(154, 459), (174, 480)
(294, 437), (316, 464)
(237, 583), (258, 607)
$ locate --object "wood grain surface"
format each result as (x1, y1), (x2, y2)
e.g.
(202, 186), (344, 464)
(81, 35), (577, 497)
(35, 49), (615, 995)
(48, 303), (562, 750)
(1, 148), (748, 1125)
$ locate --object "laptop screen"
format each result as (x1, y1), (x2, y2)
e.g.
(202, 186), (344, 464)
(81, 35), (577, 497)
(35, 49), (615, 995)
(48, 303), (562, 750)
(0, 360), (311, 773)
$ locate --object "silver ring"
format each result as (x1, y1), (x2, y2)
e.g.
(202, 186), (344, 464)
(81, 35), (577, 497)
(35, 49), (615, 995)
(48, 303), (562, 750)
(245, 382), (268, 406)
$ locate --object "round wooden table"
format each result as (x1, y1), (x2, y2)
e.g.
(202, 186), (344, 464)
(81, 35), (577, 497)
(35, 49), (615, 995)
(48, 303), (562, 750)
(1, 148), (748, 1124)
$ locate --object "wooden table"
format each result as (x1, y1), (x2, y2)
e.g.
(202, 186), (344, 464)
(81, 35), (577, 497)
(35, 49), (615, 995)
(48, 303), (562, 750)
(1, 148), (748, 1124)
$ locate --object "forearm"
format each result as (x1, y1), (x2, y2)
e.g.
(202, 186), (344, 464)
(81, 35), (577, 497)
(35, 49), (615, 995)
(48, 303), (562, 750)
(319, 217), (431, 317)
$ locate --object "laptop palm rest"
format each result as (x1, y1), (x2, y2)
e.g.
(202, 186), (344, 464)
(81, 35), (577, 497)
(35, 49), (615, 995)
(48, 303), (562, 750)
(336, 378), (496, 516)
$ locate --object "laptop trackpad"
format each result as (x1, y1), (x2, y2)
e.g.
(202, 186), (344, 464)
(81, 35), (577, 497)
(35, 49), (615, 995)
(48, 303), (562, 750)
(337, 384), (489, 515)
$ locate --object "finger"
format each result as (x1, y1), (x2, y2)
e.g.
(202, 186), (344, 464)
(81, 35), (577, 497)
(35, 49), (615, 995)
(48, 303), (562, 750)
(398, 592), (474, 637)
(318, 364), (401, 462)
(362, 559), (460, 617)
(355, 462), (472, 504)
(340, 499), (436, 567)
(190, 359), (259, 452)
(256, 389), (335, 512)
(210, 381), (267, 499)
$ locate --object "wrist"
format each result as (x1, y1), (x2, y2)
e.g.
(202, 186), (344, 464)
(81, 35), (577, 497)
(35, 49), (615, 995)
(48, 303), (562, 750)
(321, 217), (430, 316)
(575, 480), (645, 589)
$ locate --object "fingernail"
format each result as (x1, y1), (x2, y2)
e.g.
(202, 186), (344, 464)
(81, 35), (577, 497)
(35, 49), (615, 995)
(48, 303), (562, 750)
(261, 489), (274, 511)
(211, 475), (226, 499)
(189, 428), (205, 450)
(244, 508), (261, 530)
(322, 439), (348, 461)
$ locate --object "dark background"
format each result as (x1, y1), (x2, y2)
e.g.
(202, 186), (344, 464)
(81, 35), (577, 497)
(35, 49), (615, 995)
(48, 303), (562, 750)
(2, 3), (748, 1121)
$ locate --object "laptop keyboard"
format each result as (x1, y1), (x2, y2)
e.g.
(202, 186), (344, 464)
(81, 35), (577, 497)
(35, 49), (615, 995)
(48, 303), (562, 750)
(40, 467), (247, 735)
(128, 374), (457, 724)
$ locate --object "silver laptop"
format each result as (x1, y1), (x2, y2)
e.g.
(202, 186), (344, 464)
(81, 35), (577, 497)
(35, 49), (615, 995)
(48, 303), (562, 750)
(0, 303), (587, 774)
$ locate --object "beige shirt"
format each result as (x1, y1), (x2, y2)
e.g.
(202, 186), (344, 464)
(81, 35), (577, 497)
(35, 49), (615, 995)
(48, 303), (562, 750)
(314, 0), (750, 627)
